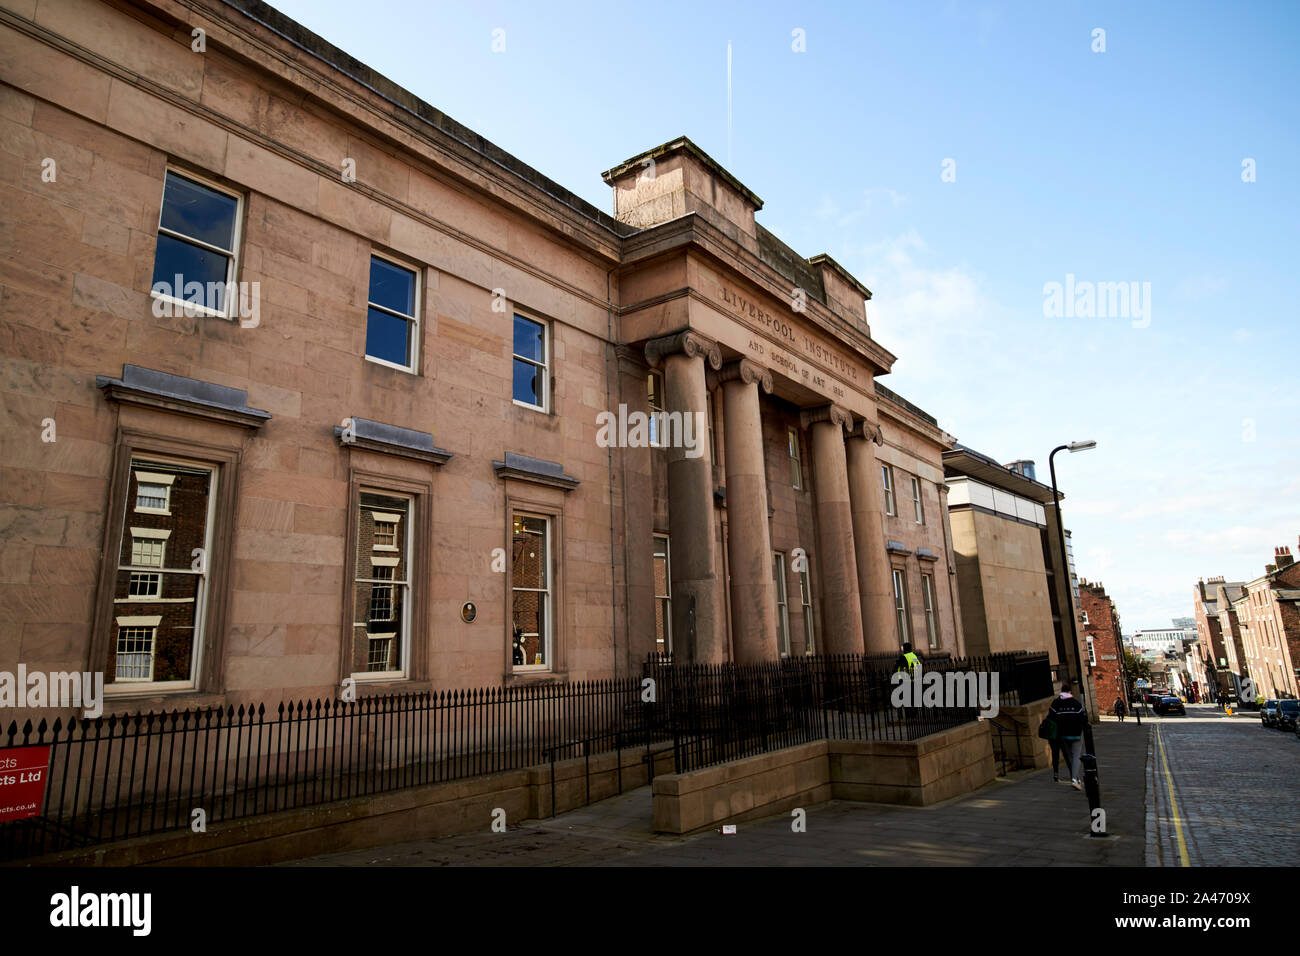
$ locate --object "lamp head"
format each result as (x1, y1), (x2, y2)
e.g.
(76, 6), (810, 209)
(1068, 440), (1097, 453)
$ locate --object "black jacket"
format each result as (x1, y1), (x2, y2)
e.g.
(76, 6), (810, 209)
(1048, 694), (1087, 739)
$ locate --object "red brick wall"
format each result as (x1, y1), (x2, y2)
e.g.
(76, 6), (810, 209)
(1080, 582), (1125, 710)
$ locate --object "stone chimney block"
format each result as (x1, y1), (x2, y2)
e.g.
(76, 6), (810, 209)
(602, 137), (762, 246)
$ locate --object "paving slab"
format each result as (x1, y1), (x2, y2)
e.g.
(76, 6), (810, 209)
(279, 720), (1150, 867)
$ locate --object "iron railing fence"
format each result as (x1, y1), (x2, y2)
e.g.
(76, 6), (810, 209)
(644, 651), (1053, 773)
(0, 651), (1052, 860)
(0, 677), (658, 861)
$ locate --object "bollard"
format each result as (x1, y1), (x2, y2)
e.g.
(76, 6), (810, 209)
(1081, 753), (1107, 837)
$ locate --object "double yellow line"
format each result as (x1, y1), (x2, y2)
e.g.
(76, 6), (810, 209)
(1155, 724), (1190, 867)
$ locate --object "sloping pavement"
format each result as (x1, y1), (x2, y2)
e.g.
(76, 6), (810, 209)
(280, 720), (1150, 866)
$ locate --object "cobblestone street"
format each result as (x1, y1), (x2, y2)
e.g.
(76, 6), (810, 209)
(1146, 703), (1300, 866)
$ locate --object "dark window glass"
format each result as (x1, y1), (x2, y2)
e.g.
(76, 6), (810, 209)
(513, 357), (542, 405)
(159, 172), (237, 250)
(151, 234), (230, 309)
(366, 307), (411, 367)
(513, 315), (544, 363)
(368, 258), (415, 317)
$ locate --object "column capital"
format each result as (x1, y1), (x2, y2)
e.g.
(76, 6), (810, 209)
(799, 403), (853, 432)
(644, 329), (722, 371)
(845, 415), (885, 445)
(712, 358), (773, 394)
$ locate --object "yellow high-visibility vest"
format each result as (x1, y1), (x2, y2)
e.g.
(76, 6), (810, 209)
(902, 651), (919, 672)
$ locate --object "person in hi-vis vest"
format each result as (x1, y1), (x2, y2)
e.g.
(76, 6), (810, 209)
(893, 643), (921, 719)
(894, 642), (920, 675)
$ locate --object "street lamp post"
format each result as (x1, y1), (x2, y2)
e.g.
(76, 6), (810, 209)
(1049, 440), (1096, 755)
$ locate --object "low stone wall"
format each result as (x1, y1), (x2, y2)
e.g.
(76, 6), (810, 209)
(651, 718), (999, 834)
(988, 697), (1055, 770)
(15, 743), (675, 867)
(827, 718), (996, 806)
(651, 741), (832, 834)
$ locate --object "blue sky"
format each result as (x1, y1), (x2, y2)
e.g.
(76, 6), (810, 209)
(270, 0), (1300, 630)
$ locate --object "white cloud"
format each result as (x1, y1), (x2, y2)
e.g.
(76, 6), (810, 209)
(853, 230), (992, 383)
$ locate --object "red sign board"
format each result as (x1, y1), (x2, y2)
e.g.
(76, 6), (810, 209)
(0, 745), (51, 821)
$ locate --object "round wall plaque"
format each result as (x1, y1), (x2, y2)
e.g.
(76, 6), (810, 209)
(461, 602), (477, 623)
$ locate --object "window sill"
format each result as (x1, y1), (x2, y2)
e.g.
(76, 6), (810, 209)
(505, 671), (567, 687)
(364, 354), (418, 375)
(350, 679), (432, 699)
(100, 689), (222, 717)
(149, 291), (232, 322)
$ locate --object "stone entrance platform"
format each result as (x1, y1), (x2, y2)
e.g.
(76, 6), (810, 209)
(653, 718), (996, 834)
(281, 721), (1148, 866)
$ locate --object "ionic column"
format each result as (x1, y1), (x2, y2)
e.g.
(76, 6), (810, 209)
(846, 419), (898, 655)
(614, 345), (656, 672)
(801, 404), (864, 655)
(717, 359), (778, 663)
(645, 330), (724, 664)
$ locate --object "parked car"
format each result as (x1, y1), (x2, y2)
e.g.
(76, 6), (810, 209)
(1154, 696), (1186, 716)
(1261, 700), (1279, 727)
(1276, 700), (1300, 732)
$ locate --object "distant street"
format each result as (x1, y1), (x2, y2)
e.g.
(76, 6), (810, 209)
(1146, 703), (1300, 866)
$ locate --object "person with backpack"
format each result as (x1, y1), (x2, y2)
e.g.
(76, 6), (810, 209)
(1048, 681), (1088, 790)
(1113, 695), (1127, 722)
(1037, 704), (1064, 781)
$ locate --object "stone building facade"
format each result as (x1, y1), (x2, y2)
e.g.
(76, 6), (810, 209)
(943, 448), (1058, 659)
(873, 384), (963, 657)
(941, 447), (1093, 715)
(0, 0), (983, 716)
